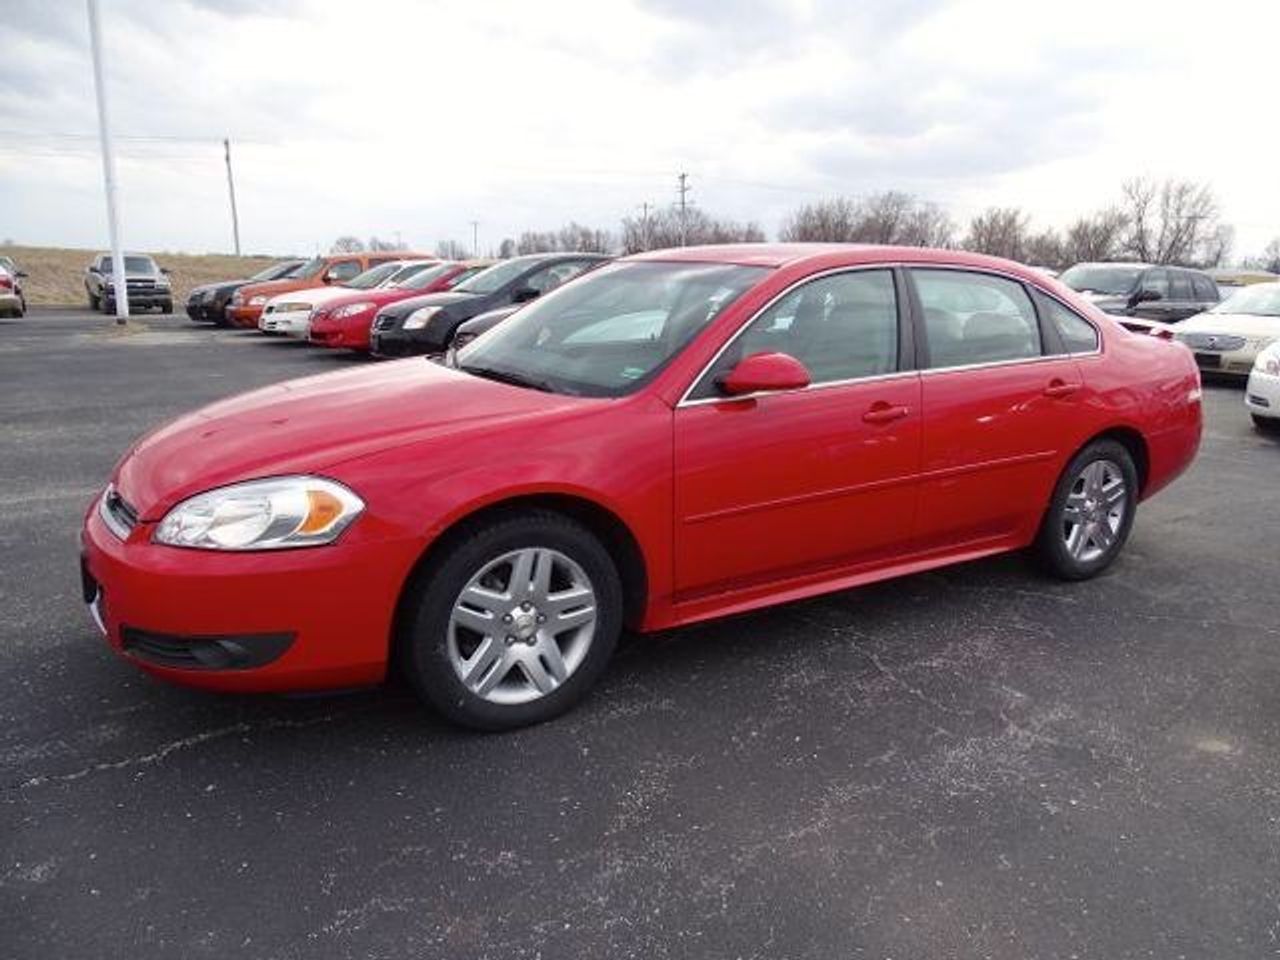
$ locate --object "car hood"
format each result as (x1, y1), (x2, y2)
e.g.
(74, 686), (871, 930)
(238, 277), (317, 300)
(114, 360), (587, 520)
(267, 285), (356, 309)
(1177, 312), (1280, 338)
(379, 290), (477, 319)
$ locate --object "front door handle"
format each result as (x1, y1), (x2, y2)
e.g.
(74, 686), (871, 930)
(1043, 379), (1081, 399)
(862, 402), (911, 424)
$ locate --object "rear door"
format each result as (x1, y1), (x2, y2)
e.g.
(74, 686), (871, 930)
(673, 268), (922, 599)
(1133, 268), (1172, 321)
(909, 268), (1086, 552)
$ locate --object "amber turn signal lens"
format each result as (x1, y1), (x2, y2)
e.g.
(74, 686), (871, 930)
(299, 489), (344, 534)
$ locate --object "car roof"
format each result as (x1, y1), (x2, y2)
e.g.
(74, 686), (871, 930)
(624, 243), (1062, 279)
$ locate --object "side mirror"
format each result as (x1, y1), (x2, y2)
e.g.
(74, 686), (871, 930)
(717, 352), (811, 397)
(1133, 288), (1162, 304)
(88, 265), (101, 274)
(511, 286), (540, 304)
(160, 267), (171, 275)
(16, 270), (28, 278)
(322, 270), (340, 284)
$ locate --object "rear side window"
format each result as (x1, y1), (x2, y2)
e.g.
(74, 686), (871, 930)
(913, 270), (1041, 367)
(1192, 274), (1218, 301)
(1140, 269), (1169, 298)
(1169, 271), (1192, 300)
(1038, 294), (1099, 354)
(328, 260), (361, 281)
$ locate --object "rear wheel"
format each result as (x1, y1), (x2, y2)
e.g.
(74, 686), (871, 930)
(161, 301), (173, 314)
(1253, 414), (1280, 433)
(399, 511), (622, 730)
(88, 291), (99, 310)
(1034, 439), (1138, 580)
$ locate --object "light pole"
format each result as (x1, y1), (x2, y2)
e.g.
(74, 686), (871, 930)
(87, 0), (129, 323)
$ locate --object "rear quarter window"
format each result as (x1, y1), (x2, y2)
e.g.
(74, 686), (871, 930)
(1037, 293), (1099, 354)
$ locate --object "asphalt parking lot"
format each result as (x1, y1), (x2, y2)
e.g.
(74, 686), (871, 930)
(2, 307), (1278, 959)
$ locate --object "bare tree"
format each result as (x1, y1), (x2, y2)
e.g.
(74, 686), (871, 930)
(1242, 238), (1280, 274)
(620, 208), (764, 253)
(1199, 224), (1234, 269)
(1024, 228), (1065, 270)
(1061, 208), (1129, 264)
(1120, 177), (1220, 265)
(435, 239), (469, 259)
(330, 235), (365, 253)
(497, 238), (517, 259)
(514, 222), (614, 255)
(962, 207), (1031, 261)
(367, 236), (403, 252)
(778, 193), (954, 247)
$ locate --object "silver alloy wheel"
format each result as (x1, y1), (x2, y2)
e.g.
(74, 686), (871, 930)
(447, 547), (597, 705)
(1062, 459), (1127, 563)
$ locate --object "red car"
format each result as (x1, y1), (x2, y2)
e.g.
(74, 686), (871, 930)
(309, 260), (491, 352)
(81, 245), (1201, 729)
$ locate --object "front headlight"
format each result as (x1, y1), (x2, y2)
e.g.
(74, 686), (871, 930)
(403, 306), (441, 330)
(249, 295), (268, 306)
(1256, 350), (1280, 376)
(333, 301), (374, 320)
(153, 476), (364, 550)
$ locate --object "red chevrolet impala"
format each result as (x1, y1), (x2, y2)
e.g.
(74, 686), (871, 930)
(81, 245), (1201, 729)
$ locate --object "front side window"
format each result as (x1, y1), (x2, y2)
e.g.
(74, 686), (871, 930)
(458, 261), (768, 397)
(396, 263), (456, 290)
(690, 269), (899, 399)
(1038, 294), (1099, 354)
(914, 269), (1041, 367)
(1169, 271), (1192, 300)
(1140, 269), (1169, 298)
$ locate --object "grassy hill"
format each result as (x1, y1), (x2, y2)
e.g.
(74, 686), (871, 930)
(1, 244), (287, 308)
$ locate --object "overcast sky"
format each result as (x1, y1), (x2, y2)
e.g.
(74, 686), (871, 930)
(2, 0), (1276, 258)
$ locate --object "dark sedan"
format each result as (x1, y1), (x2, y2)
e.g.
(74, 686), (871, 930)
(369, 253), (608, 358)
(1060, 262), (1219, 323)
(185, 260), (305, 325)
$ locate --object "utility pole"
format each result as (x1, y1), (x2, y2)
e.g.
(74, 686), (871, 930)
(86, 0), (128, 324)
(470, 220), (479, 258)
(223, 138), (241, 256)
(676, 172), (691, 247)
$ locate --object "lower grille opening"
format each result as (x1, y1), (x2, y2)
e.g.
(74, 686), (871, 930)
(121, 627), (295, 671)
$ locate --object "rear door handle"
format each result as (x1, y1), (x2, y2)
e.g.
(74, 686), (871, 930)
(862, 402), (911, 424)
(1043, 379), (1081, 399)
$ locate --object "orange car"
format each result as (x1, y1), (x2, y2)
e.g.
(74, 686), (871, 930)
(225, 252), (431, 328)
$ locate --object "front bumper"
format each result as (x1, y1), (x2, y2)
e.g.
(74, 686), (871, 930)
(369, 327), (439, 358)
(258, 308), (311, 337)
(311, 311), (375, 350)
(1246, 368), (1280, 420)
(0, 291), (22, 314)
(226, 303), (264, 328)
(80, 492), (422, 693)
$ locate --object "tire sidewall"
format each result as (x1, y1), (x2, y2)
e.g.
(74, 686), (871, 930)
(1038, 439), (1139, 580)
(401, 513), (623, 730)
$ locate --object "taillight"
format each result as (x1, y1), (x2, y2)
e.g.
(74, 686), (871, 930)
(0, 275), (11, 291)
(1152, 327), (1174, 341)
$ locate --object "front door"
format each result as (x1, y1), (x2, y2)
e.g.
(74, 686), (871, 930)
(673, 268), (922, 600)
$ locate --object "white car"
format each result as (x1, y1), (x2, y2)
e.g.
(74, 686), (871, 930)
(1174, 282), (1280, 377)
(1246, 340), (1280, 432)
(258, 259), (437, 337)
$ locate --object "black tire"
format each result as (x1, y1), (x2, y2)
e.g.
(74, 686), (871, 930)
(399, 510), (622, 730)
(1253, 414), (1280, 434)
(101, 298), (114, 314)
(88, 292), (100, 310)
(161, 301), (173, 314)
(1033, 439), (1138, 581)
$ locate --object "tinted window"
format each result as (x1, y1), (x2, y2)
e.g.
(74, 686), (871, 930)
(693, 270), (898, 398)
(327, 260), (362, 282)
(1039, 295), (1099, 353)
(1191, 274), (1218, 302)
(1060, 264), (1142, 295)
(914, 270), (1041, 367)
(1169, 271), (1192, 300)
(1140, 269), (1169, 297)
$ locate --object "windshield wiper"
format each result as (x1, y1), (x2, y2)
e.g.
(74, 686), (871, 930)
(459, 363), (558, 393)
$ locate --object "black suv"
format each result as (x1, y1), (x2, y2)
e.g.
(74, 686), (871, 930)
(185, 259), (304, 325)
(84, 253), (174, 314)
(1059, 262), (1219, 322)
(370, 253), (609, 358)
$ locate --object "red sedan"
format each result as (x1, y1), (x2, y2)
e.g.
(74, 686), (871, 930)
(81, 245), (1201, 729)
(309, 260), (491, 352)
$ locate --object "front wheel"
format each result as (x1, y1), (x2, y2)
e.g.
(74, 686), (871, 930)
(88, 291), (100, 310)
(399, 511), (622, 730)
(1034, 439), (1138, 580)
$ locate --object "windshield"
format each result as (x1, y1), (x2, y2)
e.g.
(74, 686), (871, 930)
(1211, 283), (1280, 317)
(396, 263), (455, 290)
(293, 257), (326, 279)
(383, 262), (434, 286)
(119, 255), (157, 273)
(458, 261), (769, 397)
(251, 260), (302, 282)
(454, 258), (538, 295)
(345, 262), (402, 289)
(1060, 265), (1142, 296)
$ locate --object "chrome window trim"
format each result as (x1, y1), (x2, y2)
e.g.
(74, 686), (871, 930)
(677, 264), (904, 408)
(680, 369), (920, 408)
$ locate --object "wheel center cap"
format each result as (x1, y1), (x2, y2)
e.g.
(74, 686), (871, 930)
(512, 609), (538, 639)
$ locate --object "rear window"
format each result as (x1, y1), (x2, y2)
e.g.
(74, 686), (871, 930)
(1192, 274), (1218, 301)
